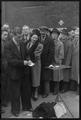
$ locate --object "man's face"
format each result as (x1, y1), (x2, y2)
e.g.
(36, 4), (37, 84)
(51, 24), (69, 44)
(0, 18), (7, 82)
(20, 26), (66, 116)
(22, 27), (30, 35)
(41, 32), (46, 42)
(60, 33), (67, 43)
(14, 34), (21, 44)
(51, 32), (59, 40)
(45, 31), (50, 37)
(2, 31), (8, 41)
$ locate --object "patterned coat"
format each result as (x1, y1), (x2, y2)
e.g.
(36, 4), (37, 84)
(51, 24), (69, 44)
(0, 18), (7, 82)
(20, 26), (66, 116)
(32, 42), (43, 87)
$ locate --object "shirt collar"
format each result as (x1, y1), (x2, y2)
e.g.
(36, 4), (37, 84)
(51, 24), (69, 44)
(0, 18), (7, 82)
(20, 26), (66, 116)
(13, 37), (19, 46)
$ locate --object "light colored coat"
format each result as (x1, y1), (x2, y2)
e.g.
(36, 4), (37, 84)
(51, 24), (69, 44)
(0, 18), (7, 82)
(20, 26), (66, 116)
(71, 36), (79, 83)
(63, 38), (72, 82)
(53, 40), (64, 81)
(32, 43), (43, 87)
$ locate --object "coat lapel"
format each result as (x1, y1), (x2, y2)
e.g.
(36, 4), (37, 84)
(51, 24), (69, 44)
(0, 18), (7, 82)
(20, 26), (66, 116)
(11, 40), (21, 58)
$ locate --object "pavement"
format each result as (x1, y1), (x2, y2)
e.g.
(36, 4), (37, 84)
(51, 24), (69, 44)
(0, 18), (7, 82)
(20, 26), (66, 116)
(1, 91), (79, 118)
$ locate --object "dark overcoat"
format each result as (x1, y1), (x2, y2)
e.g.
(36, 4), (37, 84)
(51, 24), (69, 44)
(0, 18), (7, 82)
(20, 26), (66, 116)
(4, 39), (32, 111)
(41, 36), (55, 81)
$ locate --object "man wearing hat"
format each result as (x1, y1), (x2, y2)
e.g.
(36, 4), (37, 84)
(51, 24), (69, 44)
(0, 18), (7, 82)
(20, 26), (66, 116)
(70, 28), (79, 93)
(60, 29), (73, 93)
(39, 26), (51, 37)
(40, 26), (55, 98)
(51, 28), (64, 95)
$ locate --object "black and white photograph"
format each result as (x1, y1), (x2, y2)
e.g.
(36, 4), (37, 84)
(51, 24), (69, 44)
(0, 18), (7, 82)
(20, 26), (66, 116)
(1, 1), (79, 118)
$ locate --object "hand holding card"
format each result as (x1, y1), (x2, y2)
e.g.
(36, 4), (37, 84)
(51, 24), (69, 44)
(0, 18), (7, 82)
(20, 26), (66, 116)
(27, 60), (35, 67)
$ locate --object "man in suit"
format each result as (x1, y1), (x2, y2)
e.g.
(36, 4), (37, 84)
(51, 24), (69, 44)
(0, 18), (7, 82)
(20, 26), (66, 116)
(39, 27), (55, 98)
(21, 25), (31, 44)
(1, 30), (9, 114)
(4, 30), (32, 116)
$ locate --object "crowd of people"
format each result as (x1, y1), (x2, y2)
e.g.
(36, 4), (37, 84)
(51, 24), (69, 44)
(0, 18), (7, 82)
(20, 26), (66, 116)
(1, 24), (79, 116)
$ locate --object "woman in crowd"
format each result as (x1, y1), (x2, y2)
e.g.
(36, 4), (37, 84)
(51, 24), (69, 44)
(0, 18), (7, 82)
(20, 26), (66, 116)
(29, 29), (43, 100)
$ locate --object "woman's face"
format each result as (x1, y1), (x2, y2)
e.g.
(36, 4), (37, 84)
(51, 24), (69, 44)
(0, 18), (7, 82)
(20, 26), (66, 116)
(2, 31), (8, 41)
(31, 34), (38, 43)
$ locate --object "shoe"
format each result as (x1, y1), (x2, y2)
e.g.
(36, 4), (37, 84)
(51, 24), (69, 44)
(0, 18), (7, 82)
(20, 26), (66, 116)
(1, 103), (8, 107)
(60, 89), (68, 93)
(22, 108), (33, 112)
(11, 111), (19, 117)
(69, 80), (77, 91)
(32, 87), (39, 101)
(76, 85), (79, 95)
(33, 96), (38, 101)
(0, 109), (5, 114)
(53, 91), (58, 95)
(42, 94), (49, 98)
(53, 82), (59, 95)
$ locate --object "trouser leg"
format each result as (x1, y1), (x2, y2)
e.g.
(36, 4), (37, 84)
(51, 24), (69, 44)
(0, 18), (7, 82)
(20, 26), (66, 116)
(53, 81), (59, 95)
(21, 70), (32, 110)
(42, 81), (50, 98)
(69, 79), (77, 91)
(1, 72), (8, 106)
(10, 80), (21, 115)
(32, 87), (39, 101)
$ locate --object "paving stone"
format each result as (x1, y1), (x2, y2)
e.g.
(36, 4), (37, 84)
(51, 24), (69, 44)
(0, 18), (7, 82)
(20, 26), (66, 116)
(1, 92), (79, 118)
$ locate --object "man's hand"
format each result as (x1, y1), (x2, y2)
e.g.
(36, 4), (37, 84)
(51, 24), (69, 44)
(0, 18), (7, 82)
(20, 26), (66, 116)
(24, 60), (28, 66)
(27, 60), (35, 66)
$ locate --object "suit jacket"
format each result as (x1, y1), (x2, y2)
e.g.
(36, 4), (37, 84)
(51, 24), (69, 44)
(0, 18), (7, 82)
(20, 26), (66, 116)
(1, 40), (9, 72)
(41, 36), (55, 67)
(4, 39), (28, 80)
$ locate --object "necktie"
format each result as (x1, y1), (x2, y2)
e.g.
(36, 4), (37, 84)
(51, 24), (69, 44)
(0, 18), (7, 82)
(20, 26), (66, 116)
(17, 44), (20, 52)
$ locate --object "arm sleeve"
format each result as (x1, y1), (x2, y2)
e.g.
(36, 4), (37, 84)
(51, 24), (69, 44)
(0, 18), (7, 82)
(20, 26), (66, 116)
(4, 45), (24, 67)
(58, 43), (64, 60)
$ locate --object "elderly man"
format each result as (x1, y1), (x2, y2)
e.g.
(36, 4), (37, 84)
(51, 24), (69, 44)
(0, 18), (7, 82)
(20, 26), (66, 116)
(4, 30), (32, 116)
(51, 28), (64, 95)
